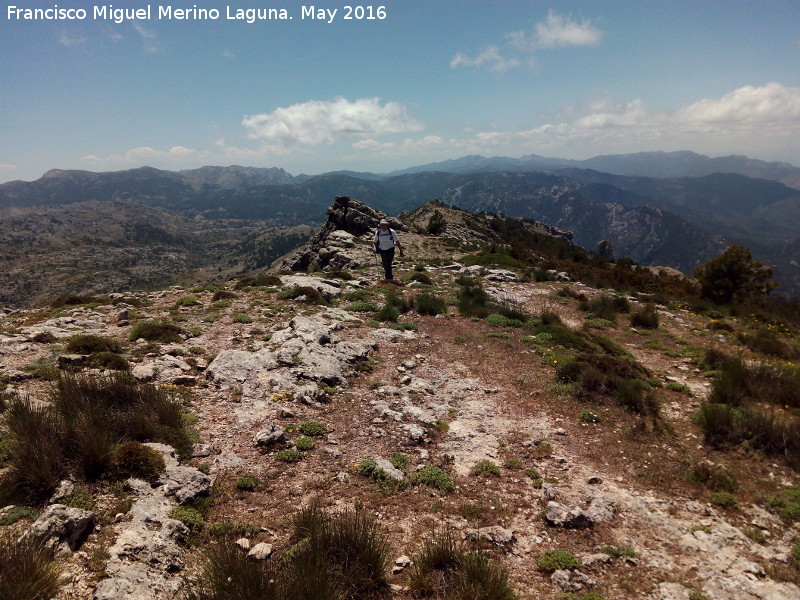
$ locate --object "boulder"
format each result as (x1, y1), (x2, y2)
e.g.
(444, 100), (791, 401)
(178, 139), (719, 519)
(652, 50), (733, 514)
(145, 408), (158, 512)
(253, 423), (287, 447)
(21, 504), (95, 554)
(544, 501), (593, 529)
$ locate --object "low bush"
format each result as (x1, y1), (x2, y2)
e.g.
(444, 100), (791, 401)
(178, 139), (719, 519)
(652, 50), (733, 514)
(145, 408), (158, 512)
(111, 441), (166, 480)
(234, 273), (282, 289)
(1, 373), (192, 501)
(170, 505), (204, 534)
(684, 462), (738, 492)
(89, 352), (130, 371)
(299, 421), (327, 437)
(128, 320), (183, 343)
(710, 491), (738, 509)
(580, 294), (629, 321)
(65, 334), (122, 354)
(0, 534), (62, 600)
(536, 549), (580, 572)
(406, 526), (517, 599)
(409, 272), (433, 285)
(414, 466), (454, 493)
(235, 475), (266, 491)
(274, 450), (304, 463)
(630, 303), (659, 329)
(767, 486), (800, 522)
(470, 460), (501, 477)
(278, 286), (328, 304)
(738, 327), (797, 359)
(211, 290), (238, 302)
(414, 292), (447, 316)
(598, 545), (636, 559)
(294, 436), (315, 451)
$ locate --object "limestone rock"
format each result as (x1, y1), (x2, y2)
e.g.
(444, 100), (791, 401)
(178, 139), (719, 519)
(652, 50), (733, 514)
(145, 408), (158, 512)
(21, 504), (95, 554)
(248, 543), (273, 560)
(465, 526), (514, 546)
(253, 423), (286, 447)
(544, 501), (593, 529)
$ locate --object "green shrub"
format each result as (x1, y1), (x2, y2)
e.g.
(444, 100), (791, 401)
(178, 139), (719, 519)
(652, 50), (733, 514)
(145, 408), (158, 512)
(485, 314), (524, 328)
(579, 409), (601, 423)
(536, 549), (580, 572)
(275, 450), (304, 463)
(710, 491), (738, 509)
(0, 534), (62, 600)
(390, 452), (410, 471)
(111, 441), (167, 480)
(694, 244), (776, 304)
(414, 292), (447, 316)
(278, 286), (328, 304)
(0, 506), (38, 526)
(184, 536), (280, 600)
(62, 486), (97, 511)
(580, 294), (628, 321)
(407, 527), (463, 594)
(295, 436), (316, 451)
(175, 295), (201, 308)
(347, 301), (378, 313)
(234, 273), (282, 289)
(89, 352), (130, 371)
(415, 466), (454, 493)
(470, 460), (501, 477)
(738, 327), (797, 359)
(684, 462), (738, 493)
(767, 486), (800, 522)
(211, 290), (238, 302)
(235, 475), (266, 492)
(599, 545), (636, 558)
(299, 421), (327, 437)
(128, 320), (183, 343)
(2, 373), (192, 501)
(170, 505), (204, 533)
(451, 551), (517, 600)
(409, 272), (433, 285)
(65, 334), (122, 354)
(376, 304), (399, 323)
(232, 314), (253, 324)
(630, 304), (660, 329)
(284, 503), (391, 599)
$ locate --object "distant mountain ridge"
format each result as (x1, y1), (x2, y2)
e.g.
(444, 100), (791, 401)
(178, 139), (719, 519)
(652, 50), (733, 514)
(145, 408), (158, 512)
(2, 153), (799, 295)
(388, 150), (800, 190)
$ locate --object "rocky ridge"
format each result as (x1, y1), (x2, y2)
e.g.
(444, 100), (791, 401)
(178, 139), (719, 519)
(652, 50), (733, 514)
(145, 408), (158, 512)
(0, 201), (798, 600)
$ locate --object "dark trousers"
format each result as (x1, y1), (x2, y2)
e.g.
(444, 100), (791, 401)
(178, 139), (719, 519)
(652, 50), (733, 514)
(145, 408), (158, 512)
(378, 247), (395, 279)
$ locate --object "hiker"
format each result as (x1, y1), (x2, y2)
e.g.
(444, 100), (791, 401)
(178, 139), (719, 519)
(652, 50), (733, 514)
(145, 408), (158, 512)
(374, 218), (404, 280)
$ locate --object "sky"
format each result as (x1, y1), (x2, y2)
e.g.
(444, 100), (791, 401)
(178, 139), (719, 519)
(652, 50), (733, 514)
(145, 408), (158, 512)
(1, 0), (799, 183)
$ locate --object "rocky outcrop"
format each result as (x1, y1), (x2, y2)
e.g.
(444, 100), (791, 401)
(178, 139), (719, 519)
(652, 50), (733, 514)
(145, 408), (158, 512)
(206, 312), (373, 423)
(21, 504), (95, 555)
(271, 195), (405, 273)
(94, 443), (212, 600)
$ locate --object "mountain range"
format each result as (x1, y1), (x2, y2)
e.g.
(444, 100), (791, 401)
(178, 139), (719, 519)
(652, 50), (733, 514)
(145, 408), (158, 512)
(0, 150), (798, 302)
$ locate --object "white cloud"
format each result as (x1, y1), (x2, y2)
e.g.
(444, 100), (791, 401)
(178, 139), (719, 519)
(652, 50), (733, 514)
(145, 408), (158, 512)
(0, 163), (18, 173)
(452, 10), (600, 71)
(59, 31), (87, 46)
(81, 146), (204, 170)
(450, 46), (522, 72)
(454, 83), (800, 159)
(132, 21), (160, 52)
(530, 10), (602, 49)
(242, 97), (423, 148)
(351, 136), (443, 154)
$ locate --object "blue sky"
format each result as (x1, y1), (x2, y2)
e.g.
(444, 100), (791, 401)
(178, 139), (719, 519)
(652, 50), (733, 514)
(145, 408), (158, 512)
(1, 0), (799, 182)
